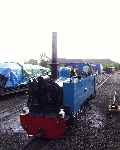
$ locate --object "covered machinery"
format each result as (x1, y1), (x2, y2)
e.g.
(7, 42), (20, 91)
(0, 62), (51, 96)
(0, 62), (27, 89)
(23, 64), (51, 78)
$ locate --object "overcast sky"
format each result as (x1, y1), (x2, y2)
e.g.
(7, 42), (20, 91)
(0, 0), (120, 63)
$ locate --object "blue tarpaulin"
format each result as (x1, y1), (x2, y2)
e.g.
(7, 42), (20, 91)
(0, 62), (26, 88)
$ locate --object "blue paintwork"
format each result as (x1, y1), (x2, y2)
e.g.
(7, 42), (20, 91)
(58, 67), (71, 79)
(63, 75), (96, 114)
(65, 63), (89, 72)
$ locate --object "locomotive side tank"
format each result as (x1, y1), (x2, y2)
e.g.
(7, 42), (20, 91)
(58, 64), (96, 114)
(63, 75), (96, 114)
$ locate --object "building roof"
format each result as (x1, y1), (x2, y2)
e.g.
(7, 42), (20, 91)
(50, 58), (116, 65)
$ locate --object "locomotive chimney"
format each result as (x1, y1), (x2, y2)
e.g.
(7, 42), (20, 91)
(51, 32), (58, 80)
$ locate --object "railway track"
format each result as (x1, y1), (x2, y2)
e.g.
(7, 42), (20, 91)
(0, 102), (27, 121)
(97, 74), (112, 89)
(0, 86), (28, 96)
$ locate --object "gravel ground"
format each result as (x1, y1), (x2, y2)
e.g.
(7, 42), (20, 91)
(0, 73), (119, 150)
(0, 94), (28, 150)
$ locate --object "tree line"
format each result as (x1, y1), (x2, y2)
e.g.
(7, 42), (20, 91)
(24, 53), (50, 68)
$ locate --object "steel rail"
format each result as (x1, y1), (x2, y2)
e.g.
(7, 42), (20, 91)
(97, 74), (112, 89)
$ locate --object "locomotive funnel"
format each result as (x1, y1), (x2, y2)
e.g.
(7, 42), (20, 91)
(51, 32), (58, 80)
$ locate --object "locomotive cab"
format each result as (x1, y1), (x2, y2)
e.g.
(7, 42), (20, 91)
(27, 77), (63, 113)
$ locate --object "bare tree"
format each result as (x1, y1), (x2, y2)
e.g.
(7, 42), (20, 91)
(39, 52), (50, 67)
